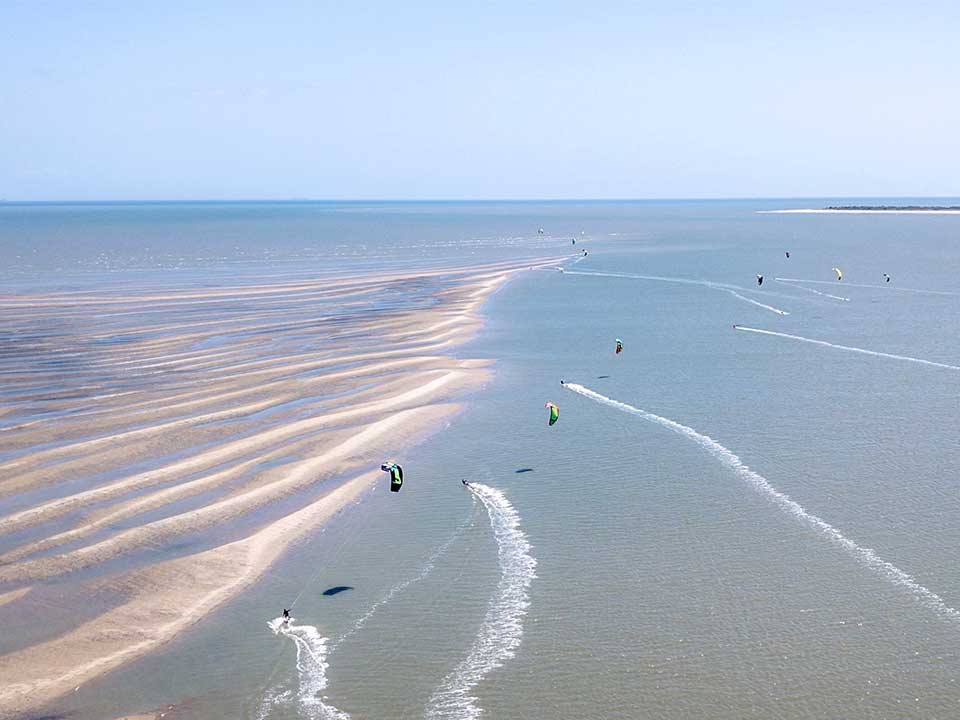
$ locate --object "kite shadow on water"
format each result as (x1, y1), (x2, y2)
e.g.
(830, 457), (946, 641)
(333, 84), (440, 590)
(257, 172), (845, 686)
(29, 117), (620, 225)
(597, 375), (611, 379)
(514, 468), (534, 474)
(323, 586), (354, 596)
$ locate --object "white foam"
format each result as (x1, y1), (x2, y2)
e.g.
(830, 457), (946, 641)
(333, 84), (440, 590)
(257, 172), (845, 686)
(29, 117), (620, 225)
(334, 498), (479, 648)
(725, 290), (789, 315)
(426, 483), (537, 720)
(733, 325), (960, 371)
(776, 277), (960, 297)
(562, 382), (960, 622)
(564, 269), (740, 291)
(565, 269), (793, 314)
(776, 280), (850, 302)
(259, 619), (350, 720)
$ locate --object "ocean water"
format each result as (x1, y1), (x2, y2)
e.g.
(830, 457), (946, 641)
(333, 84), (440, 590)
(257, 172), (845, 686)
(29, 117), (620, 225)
(8, 199), (960, 719)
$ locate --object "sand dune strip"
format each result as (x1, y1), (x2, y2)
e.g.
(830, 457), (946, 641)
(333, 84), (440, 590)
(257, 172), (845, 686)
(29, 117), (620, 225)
(0, 370), (463, 532)
(0, 355), (449, 453)
(0, 398), (465, 584)
(0, 258), (559, 717)
(0, 356), (447, 455)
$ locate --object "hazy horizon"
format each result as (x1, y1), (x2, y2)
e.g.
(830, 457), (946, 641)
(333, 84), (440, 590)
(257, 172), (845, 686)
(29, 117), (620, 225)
(3, 1), (959, 200)
(4, 195), (960, 205)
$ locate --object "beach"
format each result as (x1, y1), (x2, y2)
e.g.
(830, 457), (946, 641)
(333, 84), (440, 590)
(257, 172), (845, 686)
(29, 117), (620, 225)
(0, 254), (558, 716)
(5, 200), (960, 719)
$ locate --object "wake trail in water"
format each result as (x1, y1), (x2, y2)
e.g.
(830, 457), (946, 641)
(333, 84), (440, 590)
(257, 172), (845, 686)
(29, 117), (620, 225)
(565, 270), (792, 315)
(725, 290), (789, 315)
(257, 503), (479, 718)
(776, 277), (960, 297)
(561, 382), (960, 623)
(426, 483), (537, 720)
(777, 280), (850, 302)
(258, 619), (349, 720)
(334, 498), (479, 649)
(733, 325), (960, 371)
(564, 269), (739, 290)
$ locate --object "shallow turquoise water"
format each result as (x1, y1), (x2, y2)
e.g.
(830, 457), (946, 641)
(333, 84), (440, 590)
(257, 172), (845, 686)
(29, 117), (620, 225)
(14, 199), (960, 719)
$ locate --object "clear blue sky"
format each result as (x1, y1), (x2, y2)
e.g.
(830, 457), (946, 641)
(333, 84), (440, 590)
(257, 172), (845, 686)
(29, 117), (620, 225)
(2, 0), (958, 200)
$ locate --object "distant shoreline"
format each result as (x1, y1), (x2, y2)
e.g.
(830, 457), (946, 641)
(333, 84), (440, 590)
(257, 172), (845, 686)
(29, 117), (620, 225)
(759, 207), (960, 215)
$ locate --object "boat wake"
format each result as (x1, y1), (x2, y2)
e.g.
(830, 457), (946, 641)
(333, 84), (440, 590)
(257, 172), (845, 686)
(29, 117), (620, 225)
(258, 619), (349, 720)
(562, 382), (960, 623)
(733, 325), (960, 371)
(425, 483), (537, 719)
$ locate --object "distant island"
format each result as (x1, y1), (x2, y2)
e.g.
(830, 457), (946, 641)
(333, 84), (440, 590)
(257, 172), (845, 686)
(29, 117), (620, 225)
(826, 205), (960, 211)
(760, 206), (960, 215)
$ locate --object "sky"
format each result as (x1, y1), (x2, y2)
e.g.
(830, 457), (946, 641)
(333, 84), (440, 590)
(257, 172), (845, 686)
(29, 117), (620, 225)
(2, 0), (959, 200)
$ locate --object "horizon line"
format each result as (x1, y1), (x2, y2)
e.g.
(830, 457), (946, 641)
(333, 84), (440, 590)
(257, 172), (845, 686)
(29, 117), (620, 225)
(2, 194), (960, 205)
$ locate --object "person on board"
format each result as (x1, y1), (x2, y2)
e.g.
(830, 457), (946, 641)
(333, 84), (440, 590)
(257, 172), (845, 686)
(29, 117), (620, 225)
(883, 273), (891, 283)
(282, 609), (290, 622)
(757, 274), (764, 286)
(462, 479), (470, 487)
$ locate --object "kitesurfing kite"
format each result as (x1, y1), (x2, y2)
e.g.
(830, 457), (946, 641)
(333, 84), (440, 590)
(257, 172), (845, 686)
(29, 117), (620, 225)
(380, 462), (404, 492)
(545, 402), (559, 426)
(833, 267), (843, 281)
(757, 274), (764, 286)
(615, 338), (623, 354)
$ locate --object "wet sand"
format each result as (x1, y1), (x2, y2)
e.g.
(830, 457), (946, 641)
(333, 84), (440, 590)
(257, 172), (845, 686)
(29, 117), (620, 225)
(0, 257), (559, 717)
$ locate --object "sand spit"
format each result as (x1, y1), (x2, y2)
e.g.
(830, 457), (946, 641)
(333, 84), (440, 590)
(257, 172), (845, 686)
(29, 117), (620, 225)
(0, 255), (563, 717)
(0, 466), (385, 714)
(758, 208), (960, 215)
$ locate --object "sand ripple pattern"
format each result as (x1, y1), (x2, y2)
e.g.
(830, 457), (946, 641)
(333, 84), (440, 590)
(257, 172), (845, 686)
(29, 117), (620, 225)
(0, 258), (557, 716)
